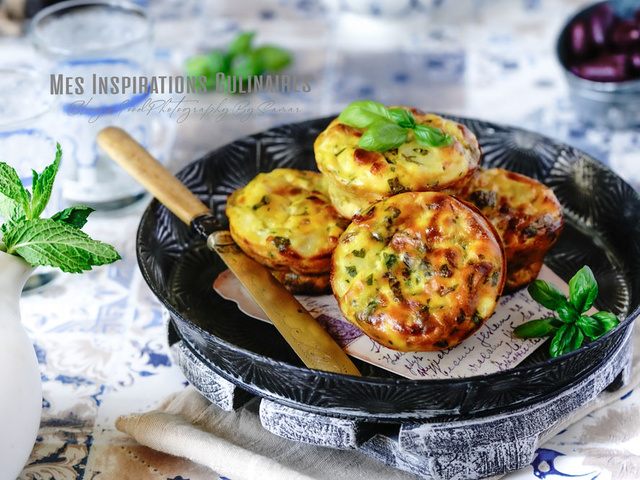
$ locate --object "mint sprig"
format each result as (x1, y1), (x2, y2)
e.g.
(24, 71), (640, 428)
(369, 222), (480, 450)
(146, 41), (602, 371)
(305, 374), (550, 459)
(514, 266), (620, 357)
(0, 144), (121, 273)
(337, 100), (453, 152)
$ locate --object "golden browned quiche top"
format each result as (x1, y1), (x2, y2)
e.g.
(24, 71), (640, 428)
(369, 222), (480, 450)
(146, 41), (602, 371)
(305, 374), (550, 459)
(456, 168), (564, 291)
(314, 108), (481, 219)
(226, 168), (350, 275)
(331, 191), (506, 352)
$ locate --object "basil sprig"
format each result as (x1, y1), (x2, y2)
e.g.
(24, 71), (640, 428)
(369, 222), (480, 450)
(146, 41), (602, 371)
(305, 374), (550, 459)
(338, 100), (453, 152)
(514, 266), (619, 357)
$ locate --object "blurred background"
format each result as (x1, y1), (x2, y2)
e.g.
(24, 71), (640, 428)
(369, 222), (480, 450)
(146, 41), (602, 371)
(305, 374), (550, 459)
(1, 0), (638, 193)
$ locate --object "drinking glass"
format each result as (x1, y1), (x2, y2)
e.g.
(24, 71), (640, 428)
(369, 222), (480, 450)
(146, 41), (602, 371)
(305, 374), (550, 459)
(0, 66), (61, 290)
(29, 0), (167, 210)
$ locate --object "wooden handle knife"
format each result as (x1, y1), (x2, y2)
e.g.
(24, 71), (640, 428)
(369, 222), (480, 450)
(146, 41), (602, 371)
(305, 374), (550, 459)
(97, 126), (361, 376)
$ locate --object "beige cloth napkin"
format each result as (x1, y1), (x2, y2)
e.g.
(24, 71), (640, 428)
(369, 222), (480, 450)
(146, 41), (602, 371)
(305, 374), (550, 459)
(116, 387), (419, 480)
(116, 327), (640, 480)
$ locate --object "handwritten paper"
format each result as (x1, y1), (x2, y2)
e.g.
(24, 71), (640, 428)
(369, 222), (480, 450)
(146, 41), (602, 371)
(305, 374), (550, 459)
(214, 265), (566, 380)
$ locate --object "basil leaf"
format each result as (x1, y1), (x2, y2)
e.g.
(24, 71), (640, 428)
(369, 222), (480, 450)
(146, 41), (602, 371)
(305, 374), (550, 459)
(358, 120), (407, 152)
(228, 31), (255, 56)
(556, 302), (579, 323)
(3, 217), (121, 273)
(550, 323), (584, 357)
(31, 143), (61, 219)
(513, 317), (561, 338)
(569, 265), (598, 313)
(388, 108), (416, 128)
(0, 161), (30, 218)
(338, 100), (391, 129)
(51, 206), (95, 229)
(577, 314), (607, 340)
(591, 311), (620, 333)
(527, 279), (568, 311)
(413, 124), (453, 148)
(253, 45), (292, 72)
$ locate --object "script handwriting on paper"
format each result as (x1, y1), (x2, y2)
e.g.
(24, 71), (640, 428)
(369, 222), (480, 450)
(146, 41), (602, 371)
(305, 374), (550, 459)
(214, 265), (565, 380)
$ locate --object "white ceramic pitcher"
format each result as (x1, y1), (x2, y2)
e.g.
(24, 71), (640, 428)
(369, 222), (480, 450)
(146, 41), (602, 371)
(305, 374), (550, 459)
(0, 251), (42, 479)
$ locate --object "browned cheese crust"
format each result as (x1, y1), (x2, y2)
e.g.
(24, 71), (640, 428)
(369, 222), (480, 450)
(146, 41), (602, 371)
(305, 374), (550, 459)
(314, 107), (481, 219)
(331, 191), (506, 352)
(269, 269), (331, 295)
(456, 168), (564, 291)
(226, 169), (350, 292)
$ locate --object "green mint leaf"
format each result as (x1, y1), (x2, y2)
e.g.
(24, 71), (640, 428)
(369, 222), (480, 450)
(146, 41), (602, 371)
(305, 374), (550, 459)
(577, 314), (608, 340)
(550, 323), (584, 357)
(338, 100), (391, 129)
(513, 317), (561, 338)
(228, 31), (255, 56)
(0, 161), (30, 218)
(51, 205), (95, 229)
(3, 217), (121, 273)
(569, 265), (598, 313)
(388, 108), (416, 128)
(0, 193), (24, 224)
(253, 45), (292, 72)
(527, 279), (569, 311)
(31, 143), (61, 219)
(413, 124), (454, 148)
(358, 120), (408, 152)
(591, 311), (620, 334)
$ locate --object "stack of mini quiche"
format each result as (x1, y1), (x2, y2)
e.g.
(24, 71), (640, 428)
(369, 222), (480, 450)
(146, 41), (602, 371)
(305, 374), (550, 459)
(226, 106), (563, 352)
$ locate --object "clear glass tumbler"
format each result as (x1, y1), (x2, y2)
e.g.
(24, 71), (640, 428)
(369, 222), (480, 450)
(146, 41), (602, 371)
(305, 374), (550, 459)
(0, 66), (61, 290)
(29, 0), (158, 210)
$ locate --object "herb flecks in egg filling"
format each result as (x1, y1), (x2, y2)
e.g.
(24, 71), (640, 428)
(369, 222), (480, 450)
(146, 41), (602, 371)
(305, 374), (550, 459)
(456, 167), (564, 292)
(314, 109), (481, 219)
(331, 191), (506, 352)
(273, 236), (291, 253)
(227, 168), (349, 294)
(387, 177), (408, 194)
(252, 195), (271, 210)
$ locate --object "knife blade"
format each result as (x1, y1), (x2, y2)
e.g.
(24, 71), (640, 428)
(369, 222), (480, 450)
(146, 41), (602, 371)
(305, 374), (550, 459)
(96, 126), (361, 376)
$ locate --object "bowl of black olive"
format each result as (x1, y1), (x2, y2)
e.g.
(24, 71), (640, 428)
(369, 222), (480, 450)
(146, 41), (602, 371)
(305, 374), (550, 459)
(557, 1), (640, 127)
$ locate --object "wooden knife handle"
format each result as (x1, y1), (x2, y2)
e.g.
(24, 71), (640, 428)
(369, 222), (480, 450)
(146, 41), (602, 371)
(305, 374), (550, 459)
(97, 126), (210, 225)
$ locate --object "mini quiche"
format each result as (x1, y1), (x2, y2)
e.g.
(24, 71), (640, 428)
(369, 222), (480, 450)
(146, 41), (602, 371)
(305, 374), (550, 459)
(314, 108), (481, 219)
(226, 168), (350, 294)
(331, 191), (506, 352)
(456, 168), (564, 292)
(269, 270), (331, 295)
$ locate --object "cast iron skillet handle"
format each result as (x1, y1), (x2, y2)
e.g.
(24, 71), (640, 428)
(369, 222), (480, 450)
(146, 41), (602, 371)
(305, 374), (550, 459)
(96, 126), (224, 238)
